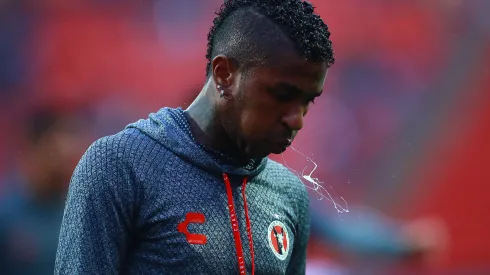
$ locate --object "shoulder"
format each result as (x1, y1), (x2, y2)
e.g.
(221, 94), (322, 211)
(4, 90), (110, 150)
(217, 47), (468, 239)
(68, 129), (157, 208)
(263, 159), (309, 206)
(75, 128), (177, 191)
(88, 128), (155, 157)
(264, 159), (306, 191)
(83, 128), (170, 169)
(73, 128), (156, 187)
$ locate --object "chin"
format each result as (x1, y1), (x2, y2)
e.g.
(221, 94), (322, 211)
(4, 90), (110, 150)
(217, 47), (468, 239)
(276, 148), (288, 154)
(249, 147), (286, 158)
(242, 140), (284, 159)
(269, 147), (287, 155)
(242, 147), (269, 159)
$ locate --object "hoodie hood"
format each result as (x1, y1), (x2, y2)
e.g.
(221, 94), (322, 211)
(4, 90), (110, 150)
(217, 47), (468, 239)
(126, 107), (267, 177)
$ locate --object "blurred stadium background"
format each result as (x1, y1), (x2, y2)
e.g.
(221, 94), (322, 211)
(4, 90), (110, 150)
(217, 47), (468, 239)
(0, 0), (489, 274)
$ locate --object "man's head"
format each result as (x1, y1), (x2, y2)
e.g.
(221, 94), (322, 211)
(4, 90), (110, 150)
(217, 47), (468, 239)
(206, 0), (334, 158)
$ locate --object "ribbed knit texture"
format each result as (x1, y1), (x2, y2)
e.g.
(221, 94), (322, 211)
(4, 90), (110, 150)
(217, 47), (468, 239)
(55, 107), (310, 275)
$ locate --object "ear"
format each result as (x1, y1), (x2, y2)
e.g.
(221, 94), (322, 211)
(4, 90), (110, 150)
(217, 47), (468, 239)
(211, 55), (239, 89)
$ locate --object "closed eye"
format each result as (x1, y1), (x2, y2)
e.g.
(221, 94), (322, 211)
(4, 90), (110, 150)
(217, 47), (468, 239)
(267, 82), (322, 105)
(268, 88), (299, 102)
(275, 92), (297, 102)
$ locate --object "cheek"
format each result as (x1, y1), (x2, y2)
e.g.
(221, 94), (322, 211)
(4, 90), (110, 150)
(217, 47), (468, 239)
(239, 102), (278, 138)
(235, 80), (281, 138)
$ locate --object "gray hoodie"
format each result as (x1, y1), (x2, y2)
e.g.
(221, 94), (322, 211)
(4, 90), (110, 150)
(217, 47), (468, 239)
(55, 107), (309, 275)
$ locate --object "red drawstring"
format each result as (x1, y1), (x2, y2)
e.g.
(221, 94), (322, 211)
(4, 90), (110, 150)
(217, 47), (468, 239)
(223, 173), (255, 275)
(242, 177), (255, 275)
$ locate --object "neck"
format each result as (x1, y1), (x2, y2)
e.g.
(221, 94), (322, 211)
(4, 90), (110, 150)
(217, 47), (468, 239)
(185, 82), (238, 156)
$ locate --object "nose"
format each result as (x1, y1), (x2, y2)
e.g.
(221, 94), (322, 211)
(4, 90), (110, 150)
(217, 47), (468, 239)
(281, 106), (305, 132)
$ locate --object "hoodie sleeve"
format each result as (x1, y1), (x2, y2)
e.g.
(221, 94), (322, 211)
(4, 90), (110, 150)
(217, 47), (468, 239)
(286, 184), (310, 275)
(55, 135), (137, 275)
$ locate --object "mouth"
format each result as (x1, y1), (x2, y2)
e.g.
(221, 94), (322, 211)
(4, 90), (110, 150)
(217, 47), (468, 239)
(269, 138), (293, 153)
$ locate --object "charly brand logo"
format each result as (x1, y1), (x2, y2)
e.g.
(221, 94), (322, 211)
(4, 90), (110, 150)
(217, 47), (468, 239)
(267, 220), (289, 260)
(178, 212), (207, 245)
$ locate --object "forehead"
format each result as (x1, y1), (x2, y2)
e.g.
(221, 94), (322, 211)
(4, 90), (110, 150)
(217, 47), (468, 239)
(248, 53), (328, 93)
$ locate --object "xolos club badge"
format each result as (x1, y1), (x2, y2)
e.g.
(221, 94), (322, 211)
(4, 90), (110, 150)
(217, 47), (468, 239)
(267, 220), (289, 260)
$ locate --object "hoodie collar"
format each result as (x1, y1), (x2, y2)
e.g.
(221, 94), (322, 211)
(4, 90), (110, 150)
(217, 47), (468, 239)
(126, 107), (268, 177)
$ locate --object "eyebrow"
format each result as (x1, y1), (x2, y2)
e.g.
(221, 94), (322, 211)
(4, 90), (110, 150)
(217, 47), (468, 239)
(272, 82), (323, 99)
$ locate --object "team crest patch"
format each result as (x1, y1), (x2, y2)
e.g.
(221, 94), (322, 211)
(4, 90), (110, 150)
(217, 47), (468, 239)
(267, 220), (289, 260)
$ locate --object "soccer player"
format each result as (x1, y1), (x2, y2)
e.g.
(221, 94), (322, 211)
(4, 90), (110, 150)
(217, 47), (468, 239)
(55, 0), (334, 274)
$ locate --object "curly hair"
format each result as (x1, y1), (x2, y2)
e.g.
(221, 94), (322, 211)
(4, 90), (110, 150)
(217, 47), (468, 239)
(205, 0), (335, 77)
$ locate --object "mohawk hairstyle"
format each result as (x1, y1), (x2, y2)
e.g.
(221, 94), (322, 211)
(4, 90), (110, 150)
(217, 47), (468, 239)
(205, 0), (335, 77)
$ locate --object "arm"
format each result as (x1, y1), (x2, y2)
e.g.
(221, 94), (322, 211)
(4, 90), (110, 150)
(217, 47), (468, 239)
(286, 187), (310, 275)
(55, 137), (137, 275)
